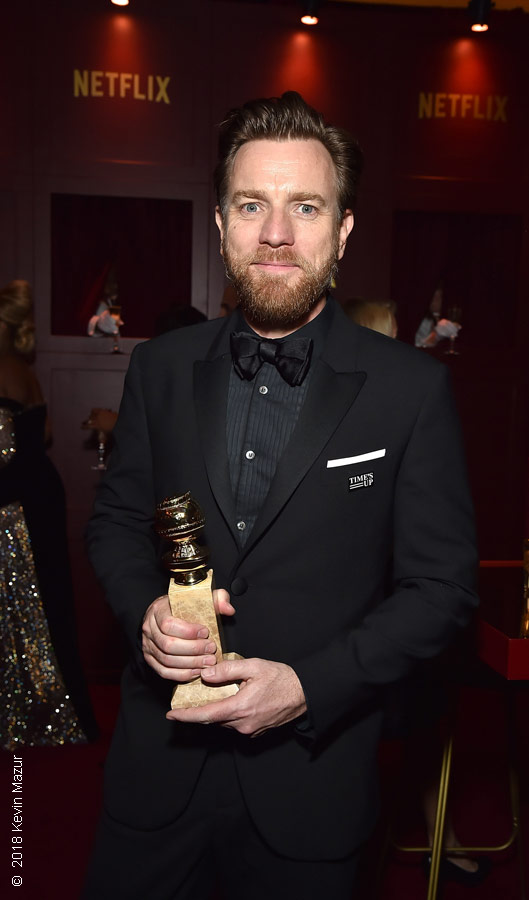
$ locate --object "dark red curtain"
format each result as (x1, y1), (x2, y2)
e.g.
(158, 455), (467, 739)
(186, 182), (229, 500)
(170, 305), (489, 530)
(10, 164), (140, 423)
(390, 211), (522, 349)
(51, 193), (193, 338)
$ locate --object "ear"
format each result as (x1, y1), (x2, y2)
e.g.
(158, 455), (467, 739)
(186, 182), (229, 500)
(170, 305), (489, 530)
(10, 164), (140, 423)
(215, 207), (225, 256)
(337, 210), (354, 260)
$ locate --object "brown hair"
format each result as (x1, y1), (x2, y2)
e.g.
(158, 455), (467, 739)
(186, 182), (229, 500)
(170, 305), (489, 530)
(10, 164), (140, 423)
(0, 280), (35, 357)
(343, 298), (397, 339)
(214, 91), (363, 221)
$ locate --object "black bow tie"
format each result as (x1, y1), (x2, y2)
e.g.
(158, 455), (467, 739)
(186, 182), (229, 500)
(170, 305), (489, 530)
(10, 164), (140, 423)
(230, 331), (313, 387)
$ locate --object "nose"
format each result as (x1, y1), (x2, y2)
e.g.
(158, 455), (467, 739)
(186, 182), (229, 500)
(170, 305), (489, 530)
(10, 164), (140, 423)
(258, 207), (294, 248)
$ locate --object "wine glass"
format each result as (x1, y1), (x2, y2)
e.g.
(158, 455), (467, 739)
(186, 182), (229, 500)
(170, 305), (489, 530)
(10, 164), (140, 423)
(91, 430), (108, 471)
(82, 409), (117, 471)
(445, 305), (463, 356)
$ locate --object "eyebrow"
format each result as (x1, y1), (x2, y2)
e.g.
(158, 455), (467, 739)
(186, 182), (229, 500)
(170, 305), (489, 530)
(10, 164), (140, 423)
(230, 189), (329, 207)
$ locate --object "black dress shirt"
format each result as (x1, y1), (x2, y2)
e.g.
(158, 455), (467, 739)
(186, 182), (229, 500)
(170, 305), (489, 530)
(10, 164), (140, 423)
(227, 299), (332, 546)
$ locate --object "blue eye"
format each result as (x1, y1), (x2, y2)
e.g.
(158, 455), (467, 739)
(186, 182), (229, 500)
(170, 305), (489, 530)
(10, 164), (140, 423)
(300, 204), (315, 215)
(243, 203), (259, 213)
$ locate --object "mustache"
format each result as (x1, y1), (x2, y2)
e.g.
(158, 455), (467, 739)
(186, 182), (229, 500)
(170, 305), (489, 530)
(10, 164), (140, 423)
(247, 247), (310, 269)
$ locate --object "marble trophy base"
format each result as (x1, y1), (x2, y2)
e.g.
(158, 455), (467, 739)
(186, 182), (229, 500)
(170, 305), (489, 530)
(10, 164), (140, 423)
(168, 569), (240, 709)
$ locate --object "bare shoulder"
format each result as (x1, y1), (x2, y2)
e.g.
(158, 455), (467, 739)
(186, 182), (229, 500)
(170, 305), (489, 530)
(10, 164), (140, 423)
(0, 355), (44, 406)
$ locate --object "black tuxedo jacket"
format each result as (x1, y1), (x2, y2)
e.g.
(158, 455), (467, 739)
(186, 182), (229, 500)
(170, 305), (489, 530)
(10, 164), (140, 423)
(87, 299), (478, 860)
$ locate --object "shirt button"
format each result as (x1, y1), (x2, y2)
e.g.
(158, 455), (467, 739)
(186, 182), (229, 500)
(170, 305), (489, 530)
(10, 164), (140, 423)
(237, 520), (246, 531)
(245, 450), (255, 460)
(259, 385), (268, 395)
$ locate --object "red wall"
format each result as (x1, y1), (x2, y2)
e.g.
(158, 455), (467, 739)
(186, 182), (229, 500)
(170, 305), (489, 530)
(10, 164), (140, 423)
(2, 0), (528, 674)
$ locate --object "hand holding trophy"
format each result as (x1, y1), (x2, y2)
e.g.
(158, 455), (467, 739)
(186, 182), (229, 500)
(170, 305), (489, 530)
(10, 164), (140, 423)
(154, 492), (241, 708)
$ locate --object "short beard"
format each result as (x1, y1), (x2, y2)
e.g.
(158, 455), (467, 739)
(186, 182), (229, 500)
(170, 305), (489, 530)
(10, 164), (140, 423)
(222, 241), (339, 331)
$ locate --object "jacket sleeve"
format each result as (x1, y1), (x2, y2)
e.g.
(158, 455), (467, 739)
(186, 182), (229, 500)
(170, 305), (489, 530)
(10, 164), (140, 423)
(86, 345), (168, 669)
(293, 364), (479, 741)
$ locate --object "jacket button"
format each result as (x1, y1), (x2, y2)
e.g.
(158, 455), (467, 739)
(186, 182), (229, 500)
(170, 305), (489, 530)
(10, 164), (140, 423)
(230, 577), (247, 596)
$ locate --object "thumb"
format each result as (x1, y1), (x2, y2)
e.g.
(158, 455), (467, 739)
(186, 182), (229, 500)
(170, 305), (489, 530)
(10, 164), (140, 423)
(212, 588), (235, 617)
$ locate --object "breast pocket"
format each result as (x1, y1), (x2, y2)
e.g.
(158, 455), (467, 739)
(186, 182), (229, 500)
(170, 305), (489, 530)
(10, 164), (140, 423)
(321, 449), (386, 485)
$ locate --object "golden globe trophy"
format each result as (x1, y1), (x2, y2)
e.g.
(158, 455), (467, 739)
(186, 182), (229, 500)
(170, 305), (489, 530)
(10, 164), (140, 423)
(154, 492), (240, 708)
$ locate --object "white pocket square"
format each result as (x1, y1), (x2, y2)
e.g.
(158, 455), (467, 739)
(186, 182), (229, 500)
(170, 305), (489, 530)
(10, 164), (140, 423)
(326, 449), (386, 468)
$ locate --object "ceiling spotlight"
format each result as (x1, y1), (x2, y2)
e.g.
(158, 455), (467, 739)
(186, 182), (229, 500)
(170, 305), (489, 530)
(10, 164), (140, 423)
(111, 0), (130, 7)
(301, 1), (320, 26)
(468, 0), (493, 32)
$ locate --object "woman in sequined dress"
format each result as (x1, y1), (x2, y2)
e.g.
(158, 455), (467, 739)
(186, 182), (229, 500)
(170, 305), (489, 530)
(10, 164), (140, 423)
(0, 280), (97, 749)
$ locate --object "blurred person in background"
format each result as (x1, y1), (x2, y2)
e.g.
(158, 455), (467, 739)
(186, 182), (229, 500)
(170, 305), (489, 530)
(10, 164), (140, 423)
(342, 297), (397, 338)
(0, 279), (97, 749)
(415, 285), (461, 349)
(219, 283), (239, 317)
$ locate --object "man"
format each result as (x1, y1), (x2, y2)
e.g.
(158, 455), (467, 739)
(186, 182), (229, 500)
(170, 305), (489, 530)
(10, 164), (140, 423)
(84, 92), (478, 899)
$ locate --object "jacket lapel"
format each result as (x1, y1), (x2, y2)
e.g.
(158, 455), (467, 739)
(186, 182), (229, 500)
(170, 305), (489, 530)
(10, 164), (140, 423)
(193, 322), (238, 540)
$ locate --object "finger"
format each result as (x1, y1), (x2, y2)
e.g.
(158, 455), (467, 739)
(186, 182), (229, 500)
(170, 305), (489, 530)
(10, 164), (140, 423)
(145, 602), (210, 641)
(156, 615), (211, 640)
(148, 595), (212, 639)
(166, 694), (240, 725)
(144, 648), (217, 672)
(143, 595), (170, 628)
(201, 658), (252, 683)
(142, 633), (217, 665)
(143, 652), (203, 682)
(212, 588), (235, 617)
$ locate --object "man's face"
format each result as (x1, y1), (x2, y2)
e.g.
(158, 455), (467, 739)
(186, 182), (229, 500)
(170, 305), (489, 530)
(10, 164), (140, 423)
(215, 139), (354, 333)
